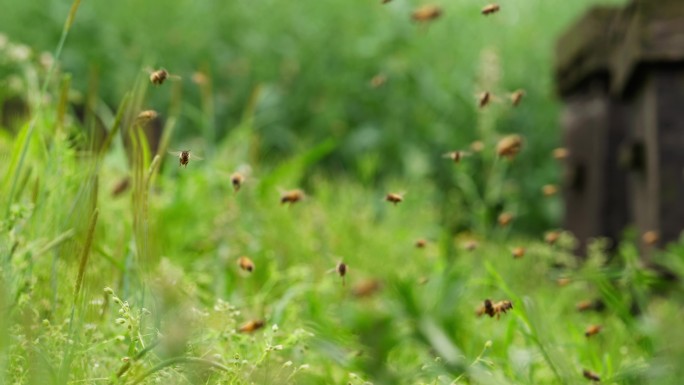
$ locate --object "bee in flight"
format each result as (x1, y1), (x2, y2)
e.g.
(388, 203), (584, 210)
(168, 150), (202, 168)
(510, 89), (525, 106)
(231, 172), (245, 192)
(498, 212), (514, 227)
(238, 319), (265, 333)
(147, 67), (181, 86)
(496, 134), (523, 159)
(585, 324), (602, 338)
(511, 246), (526, 259)
(481, 4), (500, 15)
(280, 189), (304, 205)
(583, 369), (600, 382)
(415, 238), (427, 248)
(336, 262), (347, 286)
(385, 192), (405, 205)
(478, 91), (491, 108)
(411, 5), (442, 22)
(238, 256), (255, 272)
(552, 147), (570, 160)
(443, 151), (471, 164)
(476, 299), (513, 319)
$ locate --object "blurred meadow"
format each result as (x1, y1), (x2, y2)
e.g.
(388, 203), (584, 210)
(3, 0), (684, 384)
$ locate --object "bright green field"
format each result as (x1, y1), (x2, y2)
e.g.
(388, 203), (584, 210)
(3, 0), (684, 384)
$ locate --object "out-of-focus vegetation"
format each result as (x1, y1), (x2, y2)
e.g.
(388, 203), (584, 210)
(5, 1), (684, 385)
(0, 0), (627, 233)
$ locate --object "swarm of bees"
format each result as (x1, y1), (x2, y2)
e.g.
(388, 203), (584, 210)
(477, 299), (513, 319)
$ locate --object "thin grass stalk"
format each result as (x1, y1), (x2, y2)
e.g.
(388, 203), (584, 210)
(130, 357), (231, 385)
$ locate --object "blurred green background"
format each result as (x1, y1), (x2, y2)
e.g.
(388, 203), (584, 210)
(0, 0), (626, 233)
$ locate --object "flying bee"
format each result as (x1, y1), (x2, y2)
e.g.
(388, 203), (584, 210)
(385, 192), (404, 205)
(280, 189), (304, 205)
(168, 150), (202, 168)
(510, 89), (525, 106)
(464, 240), (479, 251)
(544, 230), (560, 245)
(478, 91), (491, 108)
(642, 230), (659, 246)
(583, 369), (601, 382)
(352, 279), (382, 298)
(230, 172), (245, 193)
(415, 239), (427, 248)
(238, 256), (255, 272)
(496, 134), (523, 159)
(370, 73), (387, 88)
(111, 176), (131, 197)
(542, 184), (559, 197)
(336, 262), (347, 286)
(477, 299), (513, 319)
(552, 147), (569, 160)
(238, 319), (265, 333)
(137, 110), (159, 121)
(576, 299), (605, 312)
(382, 0), (392, 3)
(481, 4), (500, 15)
(556, 277), (571, 286)
(442, 151), (471, 163)
(147, 68), (181, 86)
(498, 212), (514, 227)
(411, 5), (442, 22)
(585, 324), (602, 337)
(512, 247), (525, 259)
(470, 140), (485, 153)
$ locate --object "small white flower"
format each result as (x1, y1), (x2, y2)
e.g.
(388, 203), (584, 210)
(283, 361), (293, 368)
(8, 44), (31, 62)
(272, 324), (279, 332)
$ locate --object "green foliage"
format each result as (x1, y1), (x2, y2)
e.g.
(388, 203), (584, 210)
(3, 1), (684, 384)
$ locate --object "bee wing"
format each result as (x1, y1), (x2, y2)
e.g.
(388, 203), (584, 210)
(143, 66), (154, 74)
(189, 153), (203, 160)
(168, 74), (182, 81)
(441, 152), (455, 159)
(167, 150), (183, 156)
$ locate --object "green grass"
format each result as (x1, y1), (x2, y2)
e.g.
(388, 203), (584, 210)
(3, 0), (684, 384)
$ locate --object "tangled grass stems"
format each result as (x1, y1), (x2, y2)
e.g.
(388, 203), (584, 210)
(130, 357), (232, 385)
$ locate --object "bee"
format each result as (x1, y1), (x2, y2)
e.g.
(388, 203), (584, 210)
(510, 89), (525, 106)
(442, 151), (471, 163)
(280, 189), (304, 205)
(111, 176), (131, 197)
(148, 68), (181, 86)
(168, 150), (202, 168)
(576, 299), (605, 312)
(477, 299), (513, 319)
(512, 247), (525, 259)
(238, 319), (265, 333)
(385, 192), (404, 205)
(584, 324), (602, 338)
(352, 279), (382, 298)
(583, 369), (601, 382)
(542, 184), (559, 197)
(544, 230), (560, 245)
(336, 261), (347, 286)
(370, 73), (387, 88)
(137, 110), (159, 121)
(470, 140), (485, 153)
(478, 91), (491, 108)
(498, 212), (514, 227)
(415, 239), (427, 248)
(642, 230), (659, 246)
(382, 0), (392, 3)
(238, 256), (255, 272)
(552, 147), (569, 160)
(496, 134), (523, 159)
(464, 240), (479, 251)
(556, 277), (571, 286)
(411, 5), (442, 22)
(231, 172), (245, 193)
(481, 4), (500, 15)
